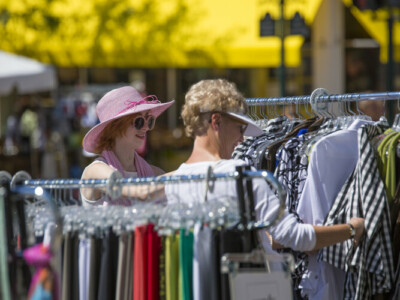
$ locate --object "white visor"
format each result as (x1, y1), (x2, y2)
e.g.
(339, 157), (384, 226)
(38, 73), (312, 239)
(225, 112), (263, 137)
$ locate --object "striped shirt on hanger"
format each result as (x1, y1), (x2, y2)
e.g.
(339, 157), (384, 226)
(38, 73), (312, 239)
(319, 124), (394, 300)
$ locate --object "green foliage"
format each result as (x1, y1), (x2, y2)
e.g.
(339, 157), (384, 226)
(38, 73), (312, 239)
(0, 0), (220, 67)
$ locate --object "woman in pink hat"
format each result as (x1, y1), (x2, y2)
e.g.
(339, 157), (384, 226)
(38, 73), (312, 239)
(80, 86), (174, 206)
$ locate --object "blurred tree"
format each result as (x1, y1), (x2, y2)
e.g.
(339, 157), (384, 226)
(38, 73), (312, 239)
(0, 0), (225, 67)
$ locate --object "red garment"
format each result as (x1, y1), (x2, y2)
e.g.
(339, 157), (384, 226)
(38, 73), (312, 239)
(147, 224), (161, 300)
(133, 226), (147, 300)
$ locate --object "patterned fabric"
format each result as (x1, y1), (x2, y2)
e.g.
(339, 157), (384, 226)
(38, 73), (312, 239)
(232, 116), (288, 165)
(232, 116), (323, 300)
(275, 135), (310, 299)
(319, 124), (394, 300)
(264, 116), (290, 134)
(275, 135), (310, 216)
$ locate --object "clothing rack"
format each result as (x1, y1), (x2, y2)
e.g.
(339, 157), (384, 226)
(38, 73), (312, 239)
(238, 89), (400, 300)
(8, 168), (287, 230)
(246, 90), (400, 105)
(2, 168), (290, 300)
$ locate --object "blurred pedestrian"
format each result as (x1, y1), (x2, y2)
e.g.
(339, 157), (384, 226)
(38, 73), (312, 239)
(358, 100), (385, 121)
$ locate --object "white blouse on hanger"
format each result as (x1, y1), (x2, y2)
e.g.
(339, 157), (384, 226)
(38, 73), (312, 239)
(296, 119), (373, 300)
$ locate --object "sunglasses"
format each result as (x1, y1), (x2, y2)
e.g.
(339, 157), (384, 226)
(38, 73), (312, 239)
(206, 111), (248, 135)
(221, 113), (248, 134)
(132, 115), (156, 130)
(231, 119), (247, 134)
(237, 122), (248, 135)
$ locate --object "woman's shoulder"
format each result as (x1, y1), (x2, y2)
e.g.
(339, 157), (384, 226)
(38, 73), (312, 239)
(81, 157), (113, 179)
(84, 157), (109, 170)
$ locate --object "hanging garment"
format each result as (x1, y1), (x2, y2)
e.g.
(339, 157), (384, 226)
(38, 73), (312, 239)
(97, 229), (119, 300)
(61, 232), (73, 300)
(261, 117), (318, 172)
(72, 236), (80, 300)
(376, 131), (400, 203)
(319, 124), (394, 300)
(390, 257), (400, 300)
(78, 238), (90, 300)
(391, 182), (400, 300)
(193, 224), (201, 300)
(147, 223), (161, 300)
(275, 134), (309, 215)
(232, 116), (289, 166)
(295, 119), (373, 300)
(391, 182), (400, 269)
(179, 228), (194, 300)
(134, 225), (148, 300)
(165, 234), (179, 300)
(115, 232), (130, 300)
(88, 237), (101, 300)
(273, 134), (313, 299)
(193, 225), (220, 300)
(159, 236), (166, 300)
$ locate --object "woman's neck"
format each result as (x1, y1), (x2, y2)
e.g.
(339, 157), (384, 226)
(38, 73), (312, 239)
(112, 146), (136, 172)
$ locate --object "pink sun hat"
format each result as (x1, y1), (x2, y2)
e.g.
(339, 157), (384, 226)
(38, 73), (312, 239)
(83, 86), (175, 153)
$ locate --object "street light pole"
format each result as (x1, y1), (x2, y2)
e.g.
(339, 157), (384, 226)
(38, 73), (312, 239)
(386, 7), (395, 125)
(279, 0), (286, 97)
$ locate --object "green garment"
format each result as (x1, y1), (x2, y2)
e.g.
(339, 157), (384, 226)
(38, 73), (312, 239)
(386, 132), (400, 202)
(179, 229), (194, 300)
(376, 131), (397, 181)
(166, 233), (179, 300)
(376, 130), (400, 204)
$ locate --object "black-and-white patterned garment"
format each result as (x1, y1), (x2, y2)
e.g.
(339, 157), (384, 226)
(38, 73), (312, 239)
(274, 134), (311, 299)
(232, 116), (288, 165)
(275, 134), (310, 215)
(319, 124), (394, 300)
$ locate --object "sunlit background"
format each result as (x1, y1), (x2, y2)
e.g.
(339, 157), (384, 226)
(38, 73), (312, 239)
(0, 0), (399, 178)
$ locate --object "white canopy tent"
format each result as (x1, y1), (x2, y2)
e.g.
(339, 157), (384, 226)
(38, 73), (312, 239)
(0, 50), (57, 96)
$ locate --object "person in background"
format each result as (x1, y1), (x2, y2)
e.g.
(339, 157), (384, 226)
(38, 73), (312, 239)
(358, 99), (385, 121)
(80, 86), (174, 206)
(166, 78), (365, 253)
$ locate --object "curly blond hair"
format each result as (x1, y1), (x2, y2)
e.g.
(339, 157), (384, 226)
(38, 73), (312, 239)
(181, 79), (248, 138)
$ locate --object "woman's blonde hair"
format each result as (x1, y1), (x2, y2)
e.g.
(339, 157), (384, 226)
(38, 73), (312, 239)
(181, 79), (248, 138)
(94, 114), (134, 153)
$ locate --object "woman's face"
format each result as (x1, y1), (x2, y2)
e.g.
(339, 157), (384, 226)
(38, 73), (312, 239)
(218, 113), (246, 159)
(122, 111), (155, 150)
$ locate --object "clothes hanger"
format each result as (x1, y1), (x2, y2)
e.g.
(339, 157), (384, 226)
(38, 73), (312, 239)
(392, 98), (400, 131)
(259, 100), (269, 129)
(298, 88), (332, 157)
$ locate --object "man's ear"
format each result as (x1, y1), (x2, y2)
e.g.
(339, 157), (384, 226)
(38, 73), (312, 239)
(210, 113), (222, 130)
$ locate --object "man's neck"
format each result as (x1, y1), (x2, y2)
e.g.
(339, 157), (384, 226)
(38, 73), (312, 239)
(185, 136), (221, 164)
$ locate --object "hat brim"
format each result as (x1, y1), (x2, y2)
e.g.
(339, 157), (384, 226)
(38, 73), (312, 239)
(83, 100), (175, 153)
(225, 112), (263, 137)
